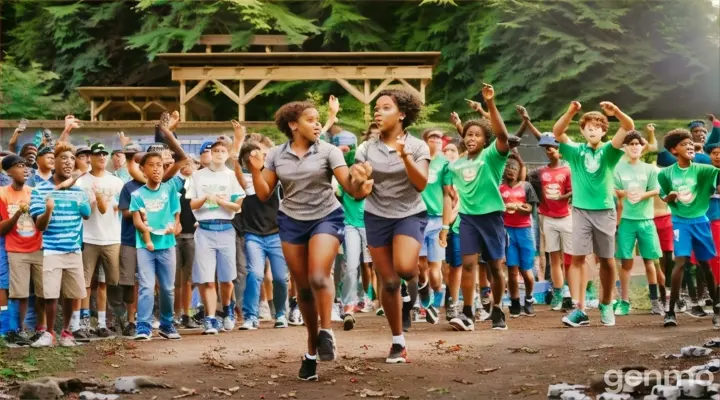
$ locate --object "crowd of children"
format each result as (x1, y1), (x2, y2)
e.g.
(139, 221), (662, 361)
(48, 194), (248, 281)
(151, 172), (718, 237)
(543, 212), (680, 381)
(1, 86), (719, 382)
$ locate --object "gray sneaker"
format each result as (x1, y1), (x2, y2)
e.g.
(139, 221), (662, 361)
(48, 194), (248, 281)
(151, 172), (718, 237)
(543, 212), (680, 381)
(651, 299), (665, 316)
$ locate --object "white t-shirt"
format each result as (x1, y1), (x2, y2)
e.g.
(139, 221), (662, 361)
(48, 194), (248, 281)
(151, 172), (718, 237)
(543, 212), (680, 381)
(187, 166), (246, 221)
(76, 172), (124, 245)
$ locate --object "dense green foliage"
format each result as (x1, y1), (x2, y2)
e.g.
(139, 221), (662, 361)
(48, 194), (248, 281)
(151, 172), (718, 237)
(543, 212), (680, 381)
(1, 0), (718, 122)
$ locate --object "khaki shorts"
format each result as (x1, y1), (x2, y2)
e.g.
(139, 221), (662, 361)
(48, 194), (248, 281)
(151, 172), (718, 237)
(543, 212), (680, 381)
(8, 251), (43, 299)
(119, 245), (137, 286)
(82, 243), (120, 286)
(42, 253), (87, 300)
(571, 207), (617, 259)
(542, 215), (573, 254)
(175, 235), (195, 287)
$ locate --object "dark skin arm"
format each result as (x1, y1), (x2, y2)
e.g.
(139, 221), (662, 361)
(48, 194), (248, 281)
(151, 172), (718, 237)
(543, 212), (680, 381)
(0, 209), (23, 236)
(515, 105), (543, 141)
(482, 84), (510, 154)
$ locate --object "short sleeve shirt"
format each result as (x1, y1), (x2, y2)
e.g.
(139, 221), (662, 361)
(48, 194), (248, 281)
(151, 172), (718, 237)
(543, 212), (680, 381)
(500, 181), (538, 228)
(449, 142), (508, 216)
(129, 182), (181, 250)
(559, 141), (624, 210)
(187, 166), (246, 221)
(0, 185), (42, 253)
(76, 173), (125, 245)
(355, 134), (431, 219)
(421, 154), (452, 217)
(29, 178), (91, 255)
(118, 180), (144, 247)
(535, 165), (572, 218)
(613, 159), (658, 220)
(658, 163), (719, 219)
(265, 140), (346, 221)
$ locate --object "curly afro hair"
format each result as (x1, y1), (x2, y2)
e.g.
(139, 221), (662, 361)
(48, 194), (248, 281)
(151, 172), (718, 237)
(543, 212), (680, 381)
(461, 119), (493, 147)
(663, 128), (693, 152)
(579, 111), (609, 132)
(376, 89), (422, 129)
(274, 101), (316, 139)
(623, 130), (643, 145)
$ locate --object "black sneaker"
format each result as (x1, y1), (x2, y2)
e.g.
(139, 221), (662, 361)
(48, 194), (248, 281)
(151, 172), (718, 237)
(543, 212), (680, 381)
(522, 298), (536, 317)
(192, 305), (205, 325)
(298, 356), (318, 381)
(402, 301), (412, 333)
(664, 312), (677, 327)
(688, 305), (708, 318)
(181, 315), (199, 329)
(343, 313), (355, 331)
(27, 330), (44, 344)
(95, 327), (113, 338)
(509, 300), (521, 319)
(385, 343), (408, 364)
(491, 307), (508, 331)
(481, 294), (492, 314)
(72, 329), (89, 340)
(4, 330), (30, 346)
(676, 297), (688, 313)
(122, 322), (136, 337)
(561, 297), (574, 312)
(316, 330), (336, 362)
(449, 313), (474, 331)
(425, 305), (439, 325)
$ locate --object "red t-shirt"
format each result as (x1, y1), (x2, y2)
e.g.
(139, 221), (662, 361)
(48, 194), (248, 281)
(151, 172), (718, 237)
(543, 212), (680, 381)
(0, 185), (42, 253)
(537, 165), (572, 218)
(500, 181), (538, 228)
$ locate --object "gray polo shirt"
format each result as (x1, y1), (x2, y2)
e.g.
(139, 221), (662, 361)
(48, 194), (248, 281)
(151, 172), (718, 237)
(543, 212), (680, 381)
(265, 140), (346, 221)
(355, 134), (431, 219)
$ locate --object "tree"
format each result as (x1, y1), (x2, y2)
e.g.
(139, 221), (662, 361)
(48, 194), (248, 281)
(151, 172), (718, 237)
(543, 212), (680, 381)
(0, 57), (63, 119)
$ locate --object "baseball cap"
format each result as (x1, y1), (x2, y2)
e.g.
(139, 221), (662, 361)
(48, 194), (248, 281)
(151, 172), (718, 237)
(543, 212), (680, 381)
(123, 143), (142, 154)
(538, 134), (558, 147)
(199, 141), (213, 153)
(2, 154), (25, 171)
(75, 146), (91, 156)
(211, 135), (233, 149)
(90, 142), (109, 155)
(37, 145), (53, 157)
(146, 143), (168, 153)
(422, 129), (443, 141)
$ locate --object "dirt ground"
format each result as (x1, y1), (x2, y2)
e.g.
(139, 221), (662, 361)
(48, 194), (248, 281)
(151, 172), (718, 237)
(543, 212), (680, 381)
(8, 306), (720, 399)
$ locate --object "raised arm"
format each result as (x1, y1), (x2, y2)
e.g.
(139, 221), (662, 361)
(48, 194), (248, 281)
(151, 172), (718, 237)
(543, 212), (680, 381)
(482, 83), (510, 154)
(57, 115), (80, 145)
(642, 123), (657, 155)
(231, 120), (247, 189)
(604, 102), (635, 149)
(321, 95), (340, 136)
(466, 99), (490, 120)
(450, 112), (463, 136)
(553, 101), (581, 144)
(516, 105), (543, 141)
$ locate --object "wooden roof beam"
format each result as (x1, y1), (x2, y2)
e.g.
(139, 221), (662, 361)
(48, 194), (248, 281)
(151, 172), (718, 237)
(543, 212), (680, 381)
(170, 66), (433, 81)
(211, 80), (242, 105)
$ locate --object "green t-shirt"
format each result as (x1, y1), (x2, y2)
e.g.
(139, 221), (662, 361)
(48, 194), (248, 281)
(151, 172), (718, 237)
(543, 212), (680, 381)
(559, 141), (624, 210)
(614, 159), (659, 220)
(339, 187), (365, 228)
(450, 142), (508, 215)
(421, 154), (452, 217)
(658, 163), (719, 219)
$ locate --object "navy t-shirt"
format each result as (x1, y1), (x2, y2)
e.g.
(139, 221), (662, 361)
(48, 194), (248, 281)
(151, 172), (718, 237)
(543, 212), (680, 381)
(118, 179), (144, 247)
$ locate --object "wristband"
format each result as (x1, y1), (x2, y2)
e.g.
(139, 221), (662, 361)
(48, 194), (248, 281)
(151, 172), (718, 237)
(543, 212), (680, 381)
(442, 225), (450, 230)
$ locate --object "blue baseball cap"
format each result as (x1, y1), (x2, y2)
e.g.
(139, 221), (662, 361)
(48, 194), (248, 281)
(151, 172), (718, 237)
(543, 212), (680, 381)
(538, 134), (558, 147)
(200, 141), (213, 153)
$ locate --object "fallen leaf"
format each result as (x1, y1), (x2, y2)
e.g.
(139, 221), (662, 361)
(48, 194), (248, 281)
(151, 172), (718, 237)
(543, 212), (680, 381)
(359, 388), (384, 398)
(350, 377), (358, 384)
(267, 381), (278, 386)
(343, 365), (359, 373)
(271, 374), (279, 379)
(453, 378), (473, 385)
(288, 391), (296, 398)
(476, 367), (499, 374)
(427, 388), (449, 393)
(111, 364), (120, 368)
(172, 387), (198, 399)
(446, 345), (462, 353)
(196, 380), (204, 384)
(228, 386), (240, 392)
(241, 380), (256, 388)
(212, 387), (232, 396)
(508, 347), (539, 354)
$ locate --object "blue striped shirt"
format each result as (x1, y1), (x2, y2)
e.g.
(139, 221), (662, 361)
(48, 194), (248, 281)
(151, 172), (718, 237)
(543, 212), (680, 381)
(30, 178), (91, 255)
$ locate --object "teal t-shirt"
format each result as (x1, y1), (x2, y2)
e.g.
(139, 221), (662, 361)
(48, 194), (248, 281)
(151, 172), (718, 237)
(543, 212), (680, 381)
(339, 187), (365, 228)
(449, 142), (508, 215)
(559, 141), (624, 210)
(613, 159), (659, 220)
(451, 214), (460, 234)
(658, 163), (719, 219)
(129, 181), (181, 250)
(421, 154), (452, 217)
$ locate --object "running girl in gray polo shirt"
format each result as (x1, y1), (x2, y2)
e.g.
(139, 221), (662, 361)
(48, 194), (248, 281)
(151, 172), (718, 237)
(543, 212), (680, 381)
(351, 89), (431, 365)
(247, 101), (370, 382)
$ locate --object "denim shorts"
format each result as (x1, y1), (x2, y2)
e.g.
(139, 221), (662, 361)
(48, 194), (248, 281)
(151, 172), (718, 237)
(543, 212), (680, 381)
(277, 207), (345, 245)
(445, 232), (461, 268)
(506, 226), (535, 271)
(364, 211), (428, 248)
(459, 212), (506, 262)
(420, 216), (444, 262)
(192, 227), (237, 284)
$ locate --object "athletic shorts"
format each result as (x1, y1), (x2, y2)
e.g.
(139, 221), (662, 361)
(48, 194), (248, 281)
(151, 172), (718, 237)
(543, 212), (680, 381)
(710, 220), (720, 284)
(571, 207), (616, 259)
(673, 216), (716, 262)
(278, 207), (345, 245)
(175, 235), (195, 287)
(654, 214), (674, 252)
(364, 211), (428, 248)
(7, 251), (43, 299)
(82, 243), (121, 286)
(616, 219), (662, 260)
(192, 227), (237, 284)
(542, 215), (573, 254)
(459, 212), (506, 262)
(0, 243), (7, 291)
(119, 245), (138, 286)
(420, 216), (444, 262)
(506, 226), (535, 271)
(445, 232), (461, 268)
(42, 253), (87, 300)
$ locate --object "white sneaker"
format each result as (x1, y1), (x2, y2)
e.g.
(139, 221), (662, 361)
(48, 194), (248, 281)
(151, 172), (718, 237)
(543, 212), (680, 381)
(331, 303), (343, 322)
(239, 319), (258, 331)
(361, 299), (374, 313)
(274, 316), (288, 329)
(476, 307), (490, 322)
(223, 316), (235, 331)
(289, 308), (303, 326)
(152, 317), (160, 330)
(30, 331), (55, 348)
(259, 302), (272, 321)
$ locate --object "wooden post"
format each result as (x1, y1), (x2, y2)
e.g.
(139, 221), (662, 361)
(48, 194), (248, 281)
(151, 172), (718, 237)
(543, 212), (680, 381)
(90, 100), (96, 122)
(238, 80), (246, 121)
(420, 79), (429, 104)
(179, 80), (187, 122)
(364, 79), (371, 125)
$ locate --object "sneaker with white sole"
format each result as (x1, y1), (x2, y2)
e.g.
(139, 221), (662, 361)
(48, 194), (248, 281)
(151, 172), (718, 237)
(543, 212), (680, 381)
(59, 330), (77, 347)
(202, 317), (219, 335)
(30, 331), (55, 348)
(223, 316), (235, 331)
(158, 324), (182, 340)
(259, 302), (272, 321)
(331, 303), (343, 322)
(317, 330), (337, 361)
(425, 305), (439, 324)
(449, 313), (475, 331)
(288, 308), (303, 326)
(274, 316), (288, 329)
(134, 322), (152, 341)
(239, 319), (259, 331)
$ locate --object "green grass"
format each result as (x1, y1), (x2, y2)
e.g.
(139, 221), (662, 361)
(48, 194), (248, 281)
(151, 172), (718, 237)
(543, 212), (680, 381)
(0, 345), (84, 381)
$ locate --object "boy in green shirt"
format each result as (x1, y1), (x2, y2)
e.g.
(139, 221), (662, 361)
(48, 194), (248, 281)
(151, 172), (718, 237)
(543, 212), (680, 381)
(614, 131), (664, 317)
(658, 129), (720, 328)
(418, 129), (453, 325)
(553, 101), (634, 328)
